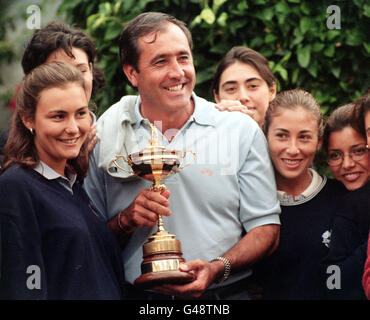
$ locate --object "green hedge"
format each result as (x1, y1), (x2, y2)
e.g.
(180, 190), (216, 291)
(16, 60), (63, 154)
(0, 0), (16, 68)
(58, 0), (370, 116)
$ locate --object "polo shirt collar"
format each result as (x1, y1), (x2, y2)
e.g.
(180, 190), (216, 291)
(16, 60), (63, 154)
(191, 93), (217, 127)
(277, 168), (323, 204)
(131, 92), (216, 130)
(33, 161), (77, 189)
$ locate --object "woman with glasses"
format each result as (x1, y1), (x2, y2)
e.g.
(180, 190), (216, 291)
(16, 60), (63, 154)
(323, 103), (369, 191)
(322, 99), (369, 299)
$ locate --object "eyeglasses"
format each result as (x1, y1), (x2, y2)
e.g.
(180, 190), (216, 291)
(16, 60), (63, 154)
(327, 146), (369, 166)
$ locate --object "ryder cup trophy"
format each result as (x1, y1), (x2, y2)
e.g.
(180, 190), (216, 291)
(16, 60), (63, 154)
(113, 123), (195, 289)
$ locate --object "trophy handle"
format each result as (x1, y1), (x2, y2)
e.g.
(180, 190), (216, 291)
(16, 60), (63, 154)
(113, 155), (134, 174)
(178, 150), (196, 170)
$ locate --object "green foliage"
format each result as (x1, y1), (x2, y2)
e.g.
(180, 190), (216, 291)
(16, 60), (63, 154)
(0, 0), (16, 77)
(58, 0), (370, 118)
(0, 0), (17, 113)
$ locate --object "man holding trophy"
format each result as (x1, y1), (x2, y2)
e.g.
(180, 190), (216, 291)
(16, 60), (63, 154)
(84, 12), (281, 299)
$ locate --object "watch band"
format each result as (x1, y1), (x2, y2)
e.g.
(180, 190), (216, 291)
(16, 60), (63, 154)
(211, 256), (231, 283)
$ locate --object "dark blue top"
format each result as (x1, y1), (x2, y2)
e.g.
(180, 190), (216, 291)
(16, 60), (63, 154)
(254, 177), (348, 300)
(0, 129), (8, 165)
(322, 182), (370, 300)
(0, 165), (126, 299)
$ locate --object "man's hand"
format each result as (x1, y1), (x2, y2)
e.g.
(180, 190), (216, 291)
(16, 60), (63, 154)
(151, 259), (223, 298)
(215, 99), (255, 118)
(150, 224), (280, 298)
(87, 124), (98, 154)
(119, 189), (171, 232)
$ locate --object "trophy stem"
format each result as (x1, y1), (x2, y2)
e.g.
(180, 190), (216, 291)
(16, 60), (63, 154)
(150, 178), (167, 234)
(157, 215), (165, 232)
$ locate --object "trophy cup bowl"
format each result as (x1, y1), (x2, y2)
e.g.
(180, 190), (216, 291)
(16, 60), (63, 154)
(113, 124), (195, 289)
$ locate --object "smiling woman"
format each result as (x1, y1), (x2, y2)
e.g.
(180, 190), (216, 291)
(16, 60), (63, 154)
(24, 84), (90, 177)
(323, 103), (369, 191)
(0, 62), (126, 299)
(212, 46), (276, 127)
(251, 89), (348, 300)
(2, 61), (89, 180)
(321, 96), (370, 300)
(263, 89), (325, 196)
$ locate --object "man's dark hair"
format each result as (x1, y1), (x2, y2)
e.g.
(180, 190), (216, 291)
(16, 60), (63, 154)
(118, 12), (193, 74)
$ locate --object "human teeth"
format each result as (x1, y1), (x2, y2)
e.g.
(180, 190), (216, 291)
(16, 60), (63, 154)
(344, 173), (359, 179)
(62, 138), (78, 144)
(167, 84), (182, 91)
(283, 159), (300, 164)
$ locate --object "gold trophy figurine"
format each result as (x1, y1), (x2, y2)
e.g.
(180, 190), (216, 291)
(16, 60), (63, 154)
(113, 123), (195, 289)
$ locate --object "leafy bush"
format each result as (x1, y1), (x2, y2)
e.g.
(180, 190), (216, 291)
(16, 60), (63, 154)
(0, 0), (18, 135)
(0, 0), (16, 67)
(58, 0), (370, 117)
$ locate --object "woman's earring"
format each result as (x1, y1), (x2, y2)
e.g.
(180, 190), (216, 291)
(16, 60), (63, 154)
(29, 128), (34, 135)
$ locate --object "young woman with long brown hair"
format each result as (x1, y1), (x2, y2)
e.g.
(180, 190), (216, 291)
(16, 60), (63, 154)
(0, 62), (125, 299)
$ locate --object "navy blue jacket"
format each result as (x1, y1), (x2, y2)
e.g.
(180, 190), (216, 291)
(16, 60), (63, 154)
(0, 165), (126, 299)
(323, 182), (370, 300)
(254, 178), (348, 300)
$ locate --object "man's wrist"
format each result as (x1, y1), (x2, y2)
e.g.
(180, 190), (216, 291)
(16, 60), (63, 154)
(211, 256), (231, 283)
(117, 211), (135, 233)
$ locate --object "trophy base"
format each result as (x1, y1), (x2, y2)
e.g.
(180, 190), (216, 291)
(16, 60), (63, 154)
(135, 228), (193, 289)
(134, 270), (194, 289)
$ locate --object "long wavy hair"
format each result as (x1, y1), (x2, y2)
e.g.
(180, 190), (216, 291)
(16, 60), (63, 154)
(2, 61), (89, 182)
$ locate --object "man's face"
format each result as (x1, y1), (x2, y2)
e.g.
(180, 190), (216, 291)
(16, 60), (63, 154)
(124, 23), (196, 117)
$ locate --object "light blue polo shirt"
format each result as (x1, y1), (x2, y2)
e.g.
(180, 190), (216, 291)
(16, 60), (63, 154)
(84, 93), (281, 287)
